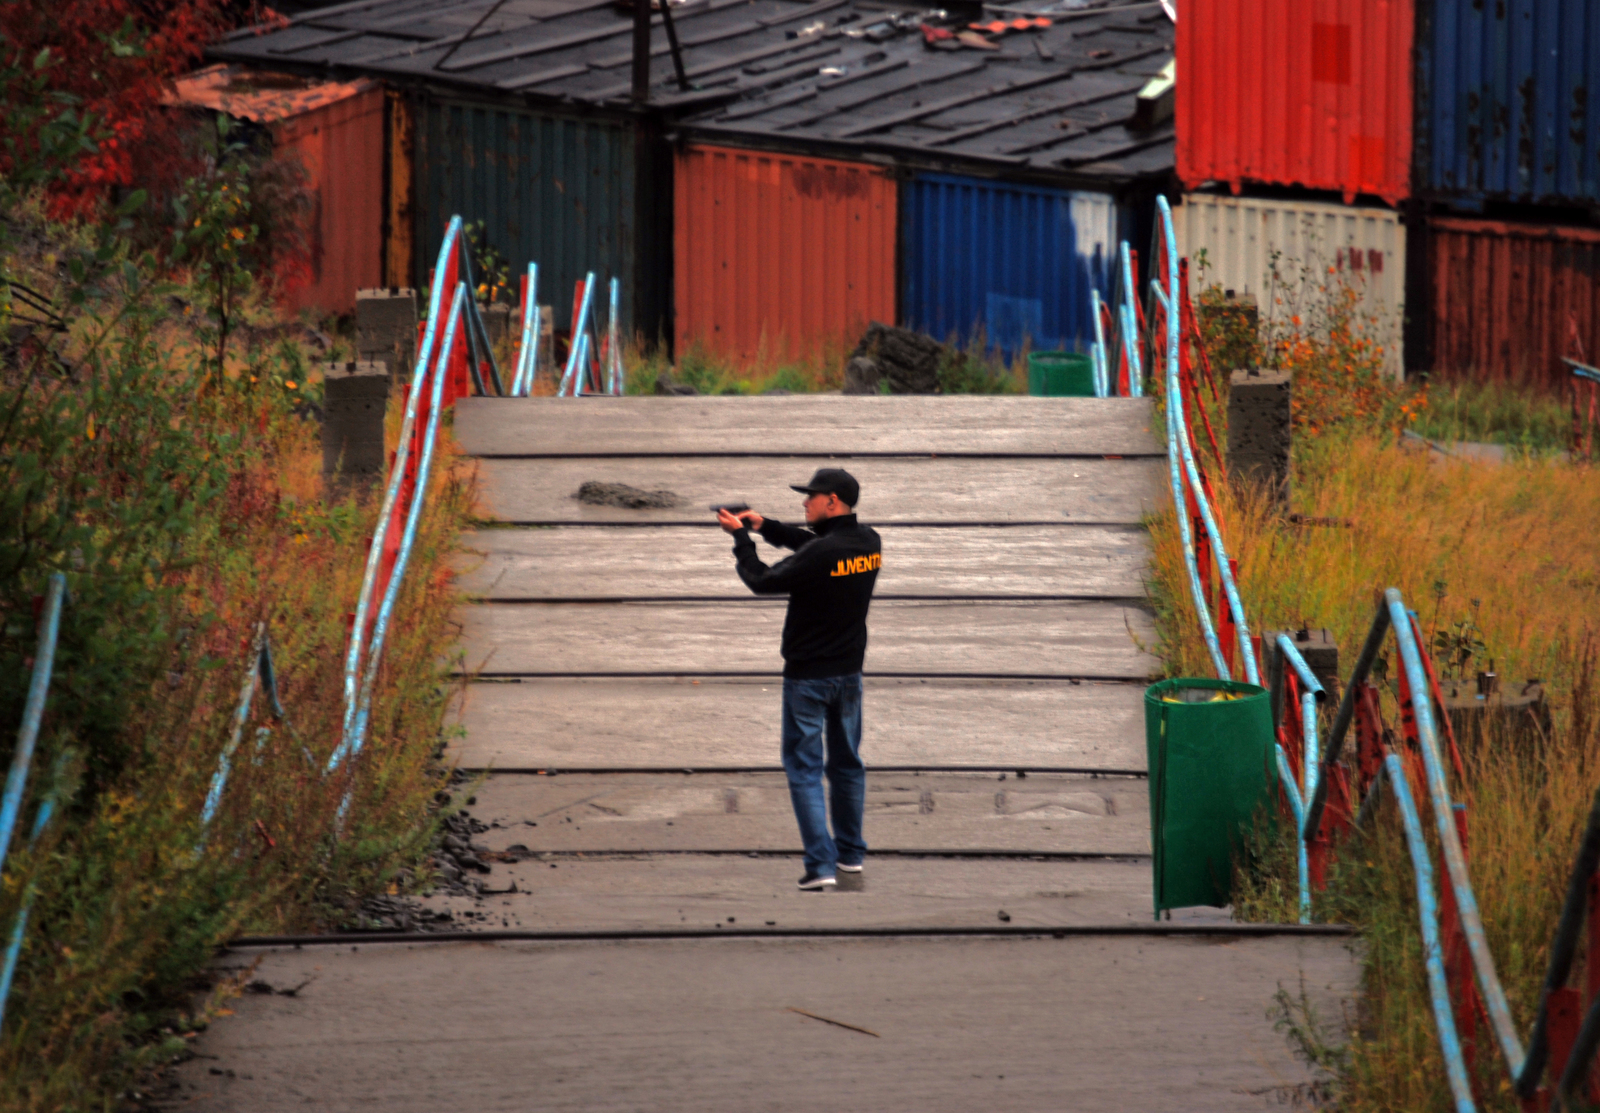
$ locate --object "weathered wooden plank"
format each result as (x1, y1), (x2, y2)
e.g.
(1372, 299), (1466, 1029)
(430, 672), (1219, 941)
(475, 455), (1167, 524)
(466, 770), (1149, 856)
(457, 600), (1160, 679)
(454, 525), (1150, 599)
(414, 857), (1183, 934)
(454, 394), (1163, 457)
(179, 935), (1357, 1112)
(449, 678), (1147, 771)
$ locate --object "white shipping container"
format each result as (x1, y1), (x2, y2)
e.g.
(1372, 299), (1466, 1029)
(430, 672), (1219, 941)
(1173, 194), (1406, 377)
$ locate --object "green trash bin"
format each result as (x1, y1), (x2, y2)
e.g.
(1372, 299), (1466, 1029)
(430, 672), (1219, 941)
(1027, 351), (1095, 396)
(1144, 678), (1274, 916)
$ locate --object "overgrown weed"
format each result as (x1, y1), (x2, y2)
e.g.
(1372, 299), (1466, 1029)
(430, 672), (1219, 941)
(0, 199), (468, 1110)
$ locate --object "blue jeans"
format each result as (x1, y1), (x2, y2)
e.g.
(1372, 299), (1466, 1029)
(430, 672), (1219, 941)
(780, 674), (867, 877)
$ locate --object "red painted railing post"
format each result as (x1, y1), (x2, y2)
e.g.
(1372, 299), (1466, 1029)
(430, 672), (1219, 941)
(1587, 872), (1600, 1101)
(1548, 988), (1582, 1091)
(1440, 804), (1480, 1085)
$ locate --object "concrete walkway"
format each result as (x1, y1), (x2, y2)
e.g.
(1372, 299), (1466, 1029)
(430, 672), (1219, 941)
(169, 395), (1358, 1110)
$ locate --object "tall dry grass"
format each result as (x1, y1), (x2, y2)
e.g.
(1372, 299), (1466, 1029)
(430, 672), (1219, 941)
(1151, 431), (1600, 693)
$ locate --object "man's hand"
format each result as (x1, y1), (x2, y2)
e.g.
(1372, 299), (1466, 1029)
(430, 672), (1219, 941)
(717, 508), (763, 533)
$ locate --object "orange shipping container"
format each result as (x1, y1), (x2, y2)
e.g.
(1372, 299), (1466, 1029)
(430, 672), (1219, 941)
(675, 145), (895, 367)
(167, 66), (386, 317)
(1176, 0), (1412, 206)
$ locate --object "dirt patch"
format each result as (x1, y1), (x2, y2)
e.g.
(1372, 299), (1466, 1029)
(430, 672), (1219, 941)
(573, 480), (683, 509)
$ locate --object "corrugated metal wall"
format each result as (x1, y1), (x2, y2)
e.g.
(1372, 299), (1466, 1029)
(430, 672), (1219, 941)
(1417, 0), (1600, 205)
(1177, 0), (1412, 204)
(674, 144), (895, 366)
(902, 173), (1117, 358)
(416, 98), (638, 335)
(1425, 215), (1600, 389)
(275, 85), (386, 316)
(1174, 193), (1407, 375)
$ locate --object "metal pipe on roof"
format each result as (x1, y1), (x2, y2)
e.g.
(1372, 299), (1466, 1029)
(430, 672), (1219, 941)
(658, 0), (691, 91)
(632, 0), (651, 101)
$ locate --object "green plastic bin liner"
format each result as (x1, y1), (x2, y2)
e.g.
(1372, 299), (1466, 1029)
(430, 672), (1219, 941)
(1027, 351), (1095, 396)
(1144, 678), (1274, 916)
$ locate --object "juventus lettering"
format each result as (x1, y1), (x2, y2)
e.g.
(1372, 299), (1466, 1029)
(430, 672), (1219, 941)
(830, 553), (882, 577)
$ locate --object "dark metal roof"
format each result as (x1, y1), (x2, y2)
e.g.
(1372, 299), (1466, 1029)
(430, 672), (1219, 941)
(209, 0), (1173, 182)
(678, 1), (1173, 180)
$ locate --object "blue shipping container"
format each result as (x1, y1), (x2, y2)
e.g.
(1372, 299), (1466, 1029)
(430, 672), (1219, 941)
(902, 174), (1119, 359)
(415, 97), (640, 334)
(1418, 0), (1600, 205)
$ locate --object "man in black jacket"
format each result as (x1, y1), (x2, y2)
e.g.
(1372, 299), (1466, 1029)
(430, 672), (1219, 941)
(717, 467), (881, 890)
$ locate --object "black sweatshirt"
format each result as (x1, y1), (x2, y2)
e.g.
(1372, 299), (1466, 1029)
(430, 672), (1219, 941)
(729, 514), (882, 679)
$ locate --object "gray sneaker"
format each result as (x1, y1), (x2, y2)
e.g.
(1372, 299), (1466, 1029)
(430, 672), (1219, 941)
(798, 871), (837, 891)
(837, 862), (864, 874)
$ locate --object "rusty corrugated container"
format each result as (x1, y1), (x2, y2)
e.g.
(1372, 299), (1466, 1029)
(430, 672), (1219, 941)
(1423, 215), (1600, 389)
(674, 144), (895, 367)
(383, 89), (415, 290)
(1416, 0), (1600, 206)
(167, 65), (386, 316)
(1176, 0), (1412, 205)
(275, 85), (387, 316)
(1173, 193), (1407, 376)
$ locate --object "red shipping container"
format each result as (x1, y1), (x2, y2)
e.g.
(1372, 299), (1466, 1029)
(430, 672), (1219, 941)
(167, 66), (386, 317)
(1177, 0), (1412, 206)
(675, 144), (896, 368)
(1425, 216), (1600, 391)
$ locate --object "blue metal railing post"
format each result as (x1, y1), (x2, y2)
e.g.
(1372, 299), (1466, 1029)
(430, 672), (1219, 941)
(559, 273), (598, 397)
(607, 277), (623, 395)
(0, 792), (57, 1035)
(1157, 198), (1260, 686)
(1385, 752), (1479, 1113)
(0, 573), (65, 875)
(337, 218), (460, 760)
(343, 283), (467, 781)
(199, 624), (266, 834)
(1090, 289), (1109, 397)
(1389, 587), (1525, 1077)
(513, 263), (539, 396)
(1119, 242), (1143, 397)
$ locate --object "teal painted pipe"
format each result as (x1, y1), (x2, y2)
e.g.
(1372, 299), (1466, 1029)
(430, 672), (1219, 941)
(0, 572), (64, 876)
(559, 273), (597, 397)
(1276, 744), (1311, 924)
(1156, 197), (1260, 686)
(513, 263), (539, 396)
(1385, 752), (1478, 1112)
(345, 283), (467, 771)
(337, 218), (461, 761)
(1119, 241), (1142, 397)
(0, 794), (56, 1034)
(1389, 587), (1524, 1077)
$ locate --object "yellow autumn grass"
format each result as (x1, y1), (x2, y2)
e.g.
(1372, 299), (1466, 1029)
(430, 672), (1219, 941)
(1151, 431), (1600, 693)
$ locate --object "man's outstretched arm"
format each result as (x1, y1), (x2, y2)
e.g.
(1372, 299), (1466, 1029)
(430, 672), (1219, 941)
(719, 509), (811, 595)
(754, 516), (815, 551)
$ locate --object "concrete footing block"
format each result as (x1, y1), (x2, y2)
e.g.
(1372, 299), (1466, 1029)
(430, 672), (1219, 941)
(1227, 369), (1291, 508)
(322, 361), (389, 498)
(356, 287), (418, 384)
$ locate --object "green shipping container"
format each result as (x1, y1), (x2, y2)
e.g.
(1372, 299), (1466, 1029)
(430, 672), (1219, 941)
(414, 96), (671, 344)
(1144, 678), (1274, 915)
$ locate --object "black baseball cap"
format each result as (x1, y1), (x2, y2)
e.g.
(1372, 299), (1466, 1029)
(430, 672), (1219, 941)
(790, 467), (859, 507)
